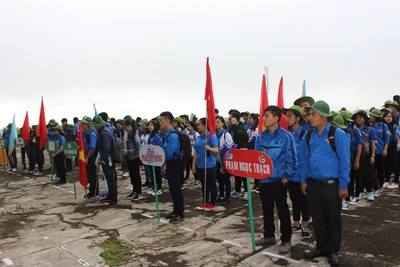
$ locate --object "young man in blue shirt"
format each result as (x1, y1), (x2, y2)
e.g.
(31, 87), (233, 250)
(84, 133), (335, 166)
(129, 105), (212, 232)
(254, 106), (296, 254)
(160, 111), (184, 224)
(81, 116), (98, 199)
(298, 101), (350, 266)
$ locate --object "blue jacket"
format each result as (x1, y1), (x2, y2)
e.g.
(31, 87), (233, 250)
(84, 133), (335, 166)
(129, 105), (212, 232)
(194, 132), (218, 168)
(389, 125), (400, 143)
(97, 127), (113, 163)
(302, 121), (313, 131)
(298, 123), (350, 190)
(126, 132), (141, 160)
(216, 129), (235, 167)
(105, 122), (115, 136)
(254, 125), (297, 184)
(288, 126), (306, 183)
(162, 127), (180, 160)
(372, 122), (390, 155)
(83, 129), (98, 154)
(2, 131), (10, 149)
(148, 133), (164, 149)
(348, 124), (363, 152)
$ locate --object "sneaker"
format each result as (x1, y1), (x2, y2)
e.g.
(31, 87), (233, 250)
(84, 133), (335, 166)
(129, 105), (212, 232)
(151, 190), (162, 196)
(279, 241), (292, 254)
(117, 171), (123, 176)
(196, 202), (206, 210)
(84, 194), (97, 200)
(383, 182), (390, 188)
(108, 200), (118, 207)
(250, 185), (257, 192)
(255, 236), (277, 246)
(126, 184), (133, 190)
(255, 187), (259, 194)
(122, 172), (130, 178)
(8, 168), (13, 171)
(126, 192), (134, 199)
(205, 203), (216, 211)
(230, 191), (242, 198)
(147, 189), (155, 195)
(12, 168), (16, 172)
(374, 191), (381, 198)
(162, 179), (169, 185)
(387, 183), (399, 189)
(181, 185), (184, 190)
(165, 212), (177, 219)
(169, 214), (185, 224)
(242, 192), (248, 201)
(291, 224), (301, 233)
(349, 197), (361, 205)
(301, 226), (311, 239)
(342, 202), (350, 210)
(367, 192), (374, 201)
(100, 198), (112, 203)
(33, 171), (42, 176)
(194, 180), (200, 186)
(359, 192), (367, 199)
(25, 170), (34, 174)
(131, 193), (143, 201)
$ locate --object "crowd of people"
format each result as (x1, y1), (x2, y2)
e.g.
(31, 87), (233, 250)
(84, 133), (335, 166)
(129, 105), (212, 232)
(1, 94), (400, 266)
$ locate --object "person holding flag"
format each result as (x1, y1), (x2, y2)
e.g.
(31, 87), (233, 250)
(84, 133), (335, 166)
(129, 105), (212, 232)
(2, 122), (18, 172)
(81, 116), (98, 199)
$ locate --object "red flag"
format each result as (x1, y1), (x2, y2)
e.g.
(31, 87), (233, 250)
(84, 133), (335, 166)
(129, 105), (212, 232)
(277, 77), (288, 130)
(78, 124), (88, 188)
(36, 97), (48, 149)
(258, 74), (269, 134)
(204, 57), (216, 138)
(20, 111), (30, 144)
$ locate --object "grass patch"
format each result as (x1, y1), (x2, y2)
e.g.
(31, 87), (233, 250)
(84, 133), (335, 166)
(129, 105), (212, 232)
(100, 238), (131, 266)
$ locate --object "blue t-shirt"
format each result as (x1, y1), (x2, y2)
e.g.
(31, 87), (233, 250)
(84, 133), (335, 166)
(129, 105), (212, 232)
(162, 127), (180, 160)
(55, 135), (66, 150)
(194, 132), (218, 168)
(348, 125), (363, 152)
(83, 129), (97, 154)
(372, 122), (390, 155)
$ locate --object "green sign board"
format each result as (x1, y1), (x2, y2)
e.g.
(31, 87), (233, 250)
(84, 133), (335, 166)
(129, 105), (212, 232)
(45, 140), (59, 153)
(15, 138), (26, 148)
(0, 139), (7, 148)
(64, 142), (78, 157)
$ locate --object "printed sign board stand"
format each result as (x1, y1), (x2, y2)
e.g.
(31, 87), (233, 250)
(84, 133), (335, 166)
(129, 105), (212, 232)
(15, 138), (26, 173)
(224, 149), (273, 251)
(0, 139), (8, 172)
(45, 140), (59, 187)
(139, 145), (166, 222)
(64, 142), (78, 198)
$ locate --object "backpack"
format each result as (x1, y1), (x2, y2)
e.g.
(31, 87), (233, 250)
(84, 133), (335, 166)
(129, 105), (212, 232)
(232, 124), (249, 149)
(102, 128), (124, 163)
(168, 132), (192, 165)
(306, 125), (337, 154)
(353, 125), (370, 155)
(299, 128), (307, 140)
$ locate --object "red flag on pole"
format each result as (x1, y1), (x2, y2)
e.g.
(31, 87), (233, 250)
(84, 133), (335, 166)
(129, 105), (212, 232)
(277, 77), (288, 130)
(78, 124), (88, 188)
(36, 97), (48, 149)
(20, 111), (30, 144)
(258, 74), (269, 134)
(204, 57), (216, 138)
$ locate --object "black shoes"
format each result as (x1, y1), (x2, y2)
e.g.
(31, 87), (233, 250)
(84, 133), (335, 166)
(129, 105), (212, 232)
(164, 212), (177, 220)
(169, 214), (185, 224)
(328, 253), (340, 266)
(304, 247), (328, 258)
(126, 192), (134, 199)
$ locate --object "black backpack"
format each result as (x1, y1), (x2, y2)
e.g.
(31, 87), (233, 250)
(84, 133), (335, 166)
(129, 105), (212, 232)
(306, 125), (337, 155)
(353, 125), (370, 155)
(168, 132), (192, 165)
(231, 124), (249, 149)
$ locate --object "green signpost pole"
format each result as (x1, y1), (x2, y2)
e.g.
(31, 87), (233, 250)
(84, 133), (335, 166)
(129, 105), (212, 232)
(152, 166), (160, 222)
(64, 142), (78, 198)
(72, 158), (76, 198)
(246, 178), (256, 251)
(51, 157), (54, 186)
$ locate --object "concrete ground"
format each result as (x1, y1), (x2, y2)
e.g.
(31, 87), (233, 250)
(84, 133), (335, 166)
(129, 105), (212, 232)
(0, 162), (399, 267)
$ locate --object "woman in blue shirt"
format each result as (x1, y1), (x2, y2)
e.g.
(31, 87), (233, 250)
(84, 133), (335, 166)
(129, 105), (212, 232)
(192, 118), (219, 211)
(51, 125), (66, 185)
(146, 120), (164, 195)
(383, 109), (400, 189)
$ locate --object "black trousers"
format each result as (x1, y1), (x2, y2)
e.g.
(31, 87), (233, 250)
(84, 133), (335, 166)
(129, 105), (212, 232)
(150, 166), (162, 190)
(216, 162), (231, 200)
(21, 147), (28, 169)
(259, 180), (292, 242)
(196, 166), (218, 205)
(386, 142), (399, 183)
(35, 147), (44, 172)
(288, 181), (310, 222)
(6, 149), (17, 169)
(349, 150), (364, 198)
(307, 179), (342, 254)
(166, 159), (184, 215)
(127, 157), (141, 194)
(362, 154), (373, 193)
(102, 163), (117, 201)
(87, 155), (98, 196)
(375, 154), (386, 188)
(28, 144), (36, 171)
(235, 176), (247, 192)
(54, 153), (66, 183)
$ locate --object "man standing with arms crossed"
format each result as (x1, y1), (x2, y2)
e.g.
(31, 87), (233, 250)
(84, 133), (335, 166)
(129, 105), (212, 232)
(298, 101), (350, 266)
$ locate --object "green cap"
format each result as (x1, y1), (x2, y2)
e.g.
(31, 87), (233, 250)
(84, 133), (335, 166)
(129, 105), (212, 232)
(53, 125), (64, 134)
(330, 111), (338, 116)
(180, 114), (190, 119)
(192, 114), (198, 119)
(173, 117), (185, 128)
(32, 125), (38, 130)
(332, 115), (347, 130)
(241, 111), (250, 116)
(305, 101), (333, 118)
(155, 116), (161, 121)
(81, 116), (92, 124)
(390, 101), (399, 108)
(282, 105), (305, 124)
(339, 110), (354, 122)
(382, 100), (392, 107)
(351, 110), (369, 121)
(381, 108), (393, 113)
(139, 119), (148, 129)
(123, 115), (132, 121)
(340, 107), (347, 111)
(48, 119), (58, 126)
(294, 96), (315, 106)
(91, 116), (106, 127)
(369, 108), (382, 118)
(7, 123), (12, 127)
(116, 119), (124, 124)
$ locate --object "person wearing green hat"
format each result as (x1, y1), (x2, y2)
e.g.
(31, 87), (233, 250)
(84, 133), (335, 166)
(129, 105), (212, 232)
(340, 111), (363, 207)
(114, 119), (124, 138)
(369, 108), (390, 195)
(293, 96), (315, 131)
(282, 105), (310, 238)
(180, 114), (190, 124)
(388, 101), (400, 124)
(173, 117), (185, 133)
(381, 109), (399, 189)
(81, 116), (99, 199)
(50, 125), (67, 185)
(298, 101), (350, 265)
(98, 112), (115, 136)
(241, 111), (251, 129)
(382, 100), (392, 108)
(92, 115), (118, 206)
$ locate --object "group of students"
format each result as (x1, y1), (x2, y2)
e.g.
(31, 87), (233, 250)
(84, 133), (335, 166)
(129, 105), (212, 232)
(2, 94), (400, 266)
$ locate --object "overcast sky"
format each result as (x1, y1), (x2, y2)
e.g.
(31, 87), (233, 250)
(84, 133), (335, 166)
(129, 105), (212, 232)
(1, 0), (399, 128)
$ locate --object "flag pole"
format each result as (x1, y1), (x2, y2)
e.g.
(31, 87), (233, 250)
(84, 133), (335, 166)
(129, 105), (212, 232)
(204, 111), (208, 215)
